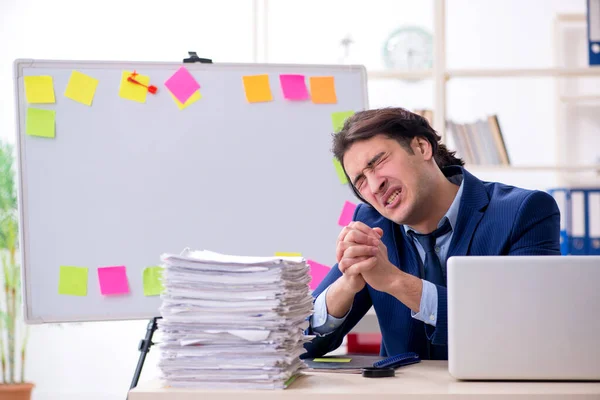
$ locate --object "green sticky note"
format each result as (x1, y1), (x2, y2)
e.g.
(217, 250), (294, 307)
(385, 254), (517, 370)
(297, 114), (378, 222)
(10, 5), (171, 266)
(143, 266), (164, 296)
(284, 374), (300, 388)
(313, 358), (352, 363)
(26, 107), (56, 138)
(58, 266), (88, 296)
(331, 111), (354, 133)
(333, 158), (348, 184)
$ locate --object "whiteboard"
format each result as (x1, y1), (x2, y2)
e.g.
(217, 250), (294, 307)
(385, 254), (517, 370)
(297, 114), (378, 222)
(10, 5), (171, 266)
(13, 58), (368, 323)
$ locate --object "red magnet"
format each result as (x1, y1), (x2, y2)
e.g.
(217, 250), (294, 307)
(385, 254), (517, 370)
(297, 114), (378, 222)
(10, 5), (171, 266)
(127, 71), (158, 94)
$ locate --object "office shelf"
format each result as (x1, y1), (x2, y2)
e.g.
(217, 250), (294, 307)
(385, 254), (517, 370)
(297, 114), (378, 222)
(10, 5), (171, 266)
(368, 69), (433, 80)
(466, 164), (600, 173)
(367, 67), (600, 81)
(560, 95), (600, 103)
(448, 67), (600, 79)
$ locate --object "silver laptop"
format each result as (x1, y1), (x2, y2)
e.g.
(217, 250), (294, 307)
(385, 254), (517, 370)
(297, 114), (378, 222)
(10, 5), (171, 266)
(447, 255), (600, 381)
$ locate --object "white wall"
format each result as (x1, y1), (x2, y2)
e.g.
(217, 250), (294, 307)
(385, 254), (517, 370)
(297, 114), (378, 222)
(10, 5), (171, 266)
(0, 0), (596, 399)
(267, 0), (596, 190)
(1, 1), (254, 399)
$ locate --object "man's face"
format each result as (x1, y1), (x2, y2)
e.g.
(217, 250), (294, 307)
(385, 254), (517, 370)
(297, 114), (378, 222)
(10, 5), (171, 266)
(343, 135), (433, 226)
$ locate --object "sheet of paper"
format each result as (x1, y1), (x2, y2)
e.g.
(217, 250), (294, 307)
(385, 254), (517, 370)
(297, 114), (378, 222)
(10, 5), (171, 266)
(143, 266), (164, 296)
(333, 158), (348, 184)
(205, 330), (272, 342)
(97, 265), (130, 295)
(164, 249), (306, 266)
(279, 74), (309, 100)
(307, 260), (330, 290)
(64, 70), (99, 106)
(26, 107), (56, 138)
(274, 252), (302, 257)
(331, 111), (355, 133)
(24, 75), (55, 103)
(242, 75), (273, 103)
(119, 70), (150, 103)
(313, 358), (352, 363)
(338, 200), (357, 226)
(158, 248), (314, 389)
(165, 66), (201, 104)
(58, 266), (88, 296)
(309, 76), (337, 104)
(170, 90), (201, 110)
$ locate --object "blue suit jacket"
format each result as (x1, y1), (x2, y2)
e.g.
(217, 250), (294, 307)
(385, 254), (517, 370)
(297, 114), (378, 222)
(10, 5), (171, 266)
(302, 166), (561, 360)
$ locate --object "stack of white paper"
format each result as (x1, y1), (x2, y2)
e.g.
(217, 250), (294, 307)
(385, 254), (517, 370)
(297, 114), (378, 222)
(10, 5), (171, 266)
(157, 249), (315, 389)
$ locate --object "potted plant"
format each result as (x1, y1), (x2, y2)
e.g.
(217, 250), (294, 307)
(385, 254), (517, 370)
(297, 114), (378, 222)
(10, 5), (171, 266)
(0, 140), (33, 400)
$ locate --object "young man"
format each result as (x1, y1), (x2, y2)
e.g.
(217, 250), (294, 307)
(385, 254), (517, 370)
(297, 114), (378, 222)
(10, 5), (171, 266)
(302, 107), (561, 360)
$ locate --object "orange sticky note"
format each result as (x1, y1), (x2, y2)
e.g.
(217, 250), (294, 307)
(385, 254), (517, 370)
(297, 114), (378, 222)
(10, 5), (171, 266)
(309, 76), (337, 104)
(243, 75), (273, 103)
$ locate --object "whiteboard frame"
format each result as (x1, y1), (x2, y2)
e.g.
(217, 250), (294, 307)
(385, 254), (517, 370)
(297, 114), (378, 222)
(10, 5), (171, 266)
(13, 58), (369, 324)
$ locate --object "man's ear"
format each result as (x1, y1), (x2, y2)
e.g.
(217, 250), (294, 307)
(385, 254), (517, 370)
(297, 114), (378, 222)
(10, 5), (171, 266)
(414, 137), (433, 160)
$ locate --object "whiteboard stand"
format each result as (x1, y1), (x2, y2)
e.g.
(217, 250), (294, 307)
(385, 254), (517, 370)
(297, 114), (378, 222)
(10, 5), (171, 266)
(129, 316), (161, 394)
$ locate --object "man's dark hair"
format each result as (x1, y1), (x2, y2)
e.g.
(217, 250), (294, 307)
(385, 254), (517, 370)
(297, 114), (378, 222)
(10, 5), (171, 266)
(332, 107), (464, 201)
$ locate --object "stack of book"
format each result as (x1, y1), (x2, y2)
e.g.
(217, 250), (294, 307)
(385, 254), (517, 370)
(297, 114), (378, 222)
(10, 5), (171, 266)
(446, 115), (510, 166)
(414, 109), (510, 165)
(156, 249), (314, 389)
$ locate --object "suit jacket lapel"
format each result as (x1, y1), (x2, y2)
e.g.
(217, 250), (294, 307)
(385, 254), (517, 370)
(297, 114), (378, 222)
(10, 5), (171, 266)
(447, 167), (489, 257)
(370, 166), (489, 272)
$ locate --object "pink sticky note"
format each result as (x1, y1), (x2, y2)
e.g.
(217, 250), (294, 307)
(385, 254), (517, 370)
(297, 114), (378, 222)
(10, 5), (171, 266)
(279, 74), (309, 100)
(338, 201), (357, 226)
(164, 67), (201, 104)
(307, 260), (331, 290)
(97, 266), (130, 295)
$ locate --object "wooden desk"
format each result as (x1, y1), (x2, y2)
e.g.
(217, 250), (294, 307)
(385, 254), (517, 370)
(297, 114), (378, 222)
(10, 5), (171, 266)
(128, 361), (600, 399)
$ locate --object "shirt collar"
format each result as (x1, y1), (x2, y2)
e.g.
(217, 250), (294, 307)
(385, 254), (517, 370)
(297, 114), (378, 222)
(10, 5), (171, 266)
(403, 173), (464, 235)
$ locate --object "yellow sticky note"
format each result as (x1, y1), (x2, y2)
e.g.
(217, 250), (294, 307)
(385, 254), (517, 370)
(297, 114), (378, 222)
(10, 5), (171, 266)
(243, 75), (273, 103)
(310, 76), (337, 104)
(333, 158), (348, 184)
(313, 358), (352, 363)
(171, 90), (202, 110)
(24, 76), (56, 104)
(58, 266), (88, 296)
(143, 266), (164, 296)
(119, 70), (150, 103)
(26, 107), (56, 138)
(275, 252), (302, 257)
(64, 70), (99, 106)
